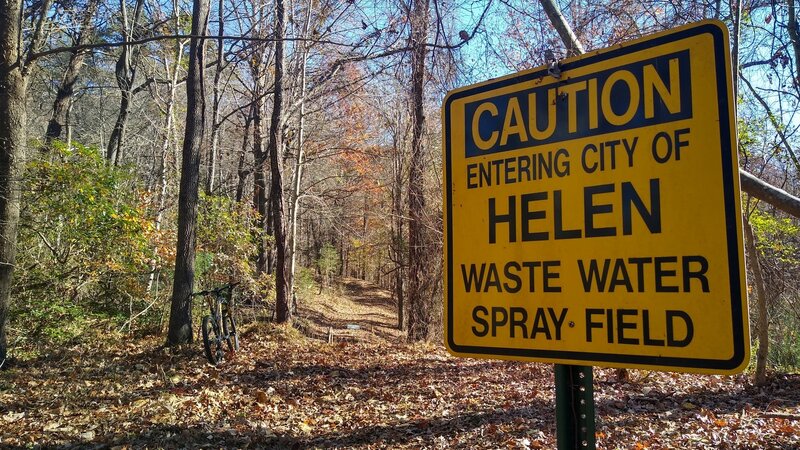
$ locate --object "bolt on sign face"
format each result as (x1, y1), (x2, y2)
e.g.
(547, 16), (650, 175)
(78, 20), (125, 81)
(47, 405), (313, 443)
(442, 20), (749, 374)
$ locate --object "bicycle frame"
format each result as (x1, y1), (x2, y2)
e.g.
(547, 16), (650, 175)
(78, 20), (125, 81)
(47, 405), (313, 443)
(195, 283), (239, 364)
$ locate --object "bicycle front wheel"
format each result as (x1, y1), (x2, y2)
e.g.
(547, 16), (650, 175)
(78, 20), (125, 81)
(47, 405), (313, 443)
(201, 315), (224, 365)
(223, 314), (239, 352)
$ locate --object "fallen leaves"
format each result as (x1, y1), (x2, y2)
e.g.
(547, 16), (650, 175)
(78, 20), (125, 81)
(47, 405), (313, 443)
(1, 282), (799, 448)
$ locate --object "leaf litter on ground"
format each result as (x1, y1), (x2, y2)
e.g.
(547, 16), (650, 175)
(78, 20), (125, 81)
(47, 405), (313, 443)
(1, 279), (798, 449)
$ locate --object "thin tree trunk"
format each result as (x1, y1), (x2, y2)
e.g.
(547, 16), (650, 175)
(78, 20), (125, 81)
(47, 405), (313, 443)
(270, 0), (290, 323)
(289, 2), (312, 295)
(391, 123), (405, 330)
(205, 0), (224, 194)
(0, 0), (26, 364)
(253, 95), (269, 275)
(166, 0), (209, 346)
(744, 217), (769, 385)
(44, 0), (100, 144)
(406, 0), (430, 341)
(147, 17), (185, 293)
(539, 0), (584, 56)
(235, 111), (252, 203)
(106, 0), (144, 165)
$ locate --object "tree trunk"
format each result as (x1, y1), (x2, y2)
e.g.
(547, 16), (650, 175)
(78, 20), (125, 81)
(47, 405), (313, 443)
(744, 217), (770, 385)
(166, 0), (209, 346)
(106, 0), (144, 165)
(44, 0), (100, 144)
(269, 0), (291, 323)
(539, 0), (584, 55)
(406, 0), (430, 341)
(391, 125), (405, 330)
(289, 0), (313, 297)
(147, 24), (185, 294)
(235, 111), (253, 203)
(205, 0), (224, 195)
(0, 0), (26, 364)
(253, 96), (269, 275)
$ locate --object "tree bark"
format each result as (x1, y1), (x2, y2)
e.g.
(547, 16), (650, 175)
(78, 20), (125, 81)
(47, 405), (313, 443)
(235, 111), (253, 203)
(166, 0), (209, 346)
(740, 170), (800, 218)
(44, 0), (100, 144)
(253, 95), (269, 275)
(205, 0), (224, 195)
(106, 0), (145, 165)
(0, 0), (26, 364)
(406, 0), (430, 341)
(289, 0), (313, 298)
(539, 0), (584, 56)
(744, 217), (769, 385)
(269, 0), (291, 323)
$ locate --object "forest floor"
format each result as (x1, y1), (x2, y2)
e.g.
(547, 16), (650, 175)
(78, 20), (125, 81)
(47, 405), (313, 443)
(2, 278), (800, 449)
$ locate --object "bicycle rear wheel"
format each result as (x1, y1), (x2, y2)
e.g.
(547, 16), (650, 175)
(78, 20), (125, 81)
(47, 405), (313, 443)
(223, 314), (239, 352)
(201, 315), (224, 364)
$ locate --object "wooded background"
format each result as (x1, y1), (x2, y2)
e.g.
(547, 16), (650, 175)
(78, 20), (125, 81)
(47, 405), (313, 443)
(0, 0), (798, 381)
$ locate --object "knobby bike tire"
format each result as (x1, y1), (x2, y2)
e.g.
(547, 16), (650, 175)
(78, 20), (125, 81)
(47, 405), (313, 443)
(201, 315), (224, 365)
(223, 314), (239, 352)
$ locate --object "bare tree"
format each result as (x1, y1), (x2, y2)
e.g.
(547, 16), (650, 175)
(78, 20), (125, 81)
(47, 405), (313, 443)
(44, 0), (102, 144)
(406, 0), (431, 341)
(167, 0), (211, 346)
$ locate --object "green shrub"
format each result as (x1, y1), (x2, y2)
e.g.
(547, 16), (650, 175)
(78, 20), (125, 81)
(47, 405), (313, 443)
(12, 142), (152, 347)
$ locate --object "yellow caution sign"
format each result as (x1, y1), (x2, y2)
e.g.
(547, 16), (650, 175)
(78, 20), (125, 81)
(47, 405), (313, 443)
(442, 20), (749, 374)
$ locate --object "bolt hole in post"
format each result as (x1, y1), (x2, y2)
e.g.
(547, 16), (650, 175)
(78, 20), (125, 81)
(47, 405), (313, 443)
(194, 283), (240, 365)
(556, 365), (595, 449)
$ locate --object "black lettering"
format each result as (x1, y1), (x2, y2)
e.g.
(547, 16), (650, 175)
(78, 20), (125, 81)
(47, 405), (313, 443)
(578, 259), (610, 292)
(622, 179), (661, 235)
(682, 255), (709, 293)
(522, 261), (541, 292)
(491, 307), (508, 337)
(503, 262), (522, 293)
(586, 308), (604, 342)
(489, 196), (516, 244)
(584, 184), (616, 237)
(666, 310), (693, 347)
(554, 190), (581, 239)
(531, 308), (551, 340)
(628, 257), (653, 292)
(484, 263), (501, 292)
(472, 306), (488, 337)
(518, 155), (531, 182)
(521, 192), (548, 241)
(642, 310), (665, 346)
(549, 308), (568, 340)
(609, 259), (633, 292)
(510, 307), (528, 338)
(504, 157), (516, 184)
(467, 163), (478, 189)
(617, 309), (639, 344)
(461, 263), (486, 292)
(655, 256), (679, 292)
(543, 260), (562, 292)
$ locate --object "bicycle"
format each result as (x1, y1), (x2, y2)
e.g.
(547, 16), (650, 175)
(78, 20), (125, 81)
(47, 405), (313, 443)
(193, 283), (240, 365)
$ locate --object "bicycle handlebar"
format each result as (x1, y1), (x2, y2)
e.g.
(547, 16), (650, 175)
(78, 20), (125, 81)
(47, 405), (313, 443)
(191, 282), (239, 298)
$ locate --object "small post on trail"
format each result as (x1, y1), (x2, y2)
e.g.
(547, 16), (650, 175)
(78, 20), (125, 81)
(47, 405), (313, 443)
(555, 364), (595, 449)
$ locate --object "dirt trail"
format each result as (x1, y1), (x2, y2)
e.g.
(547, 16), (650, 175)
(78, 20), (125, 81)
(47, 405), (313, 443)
(295, 278), (404, 343)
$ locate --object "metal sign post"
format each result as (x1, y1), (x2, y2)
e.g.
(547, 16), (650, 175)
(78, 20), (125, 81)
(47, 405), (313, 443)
(555, 365), (595, 449)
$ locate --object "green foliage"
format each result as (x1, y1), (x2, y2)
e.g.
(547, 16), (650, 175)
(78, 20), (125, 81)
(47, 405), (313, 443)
(294, 266), (317, 296)
(195, 192), (261, 289)
(13, 142), (152, 346)
(750, 209), (800, 265)
(316, 243), (340, 285)
(769, 315), (800, 371)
